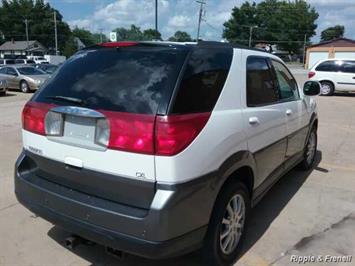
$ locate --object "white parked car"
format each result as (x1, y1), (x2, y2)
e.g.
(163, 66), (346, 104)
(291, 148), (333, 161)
(15, 41), (320, 265)
(308, 59), (355, 96)
(28, 56), (48, 64)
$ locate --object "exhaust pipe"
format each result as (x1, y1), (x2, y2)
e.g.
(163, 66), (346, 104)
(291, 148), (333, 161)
(65, 235), (90, 250)
(105, 247), (126, 260)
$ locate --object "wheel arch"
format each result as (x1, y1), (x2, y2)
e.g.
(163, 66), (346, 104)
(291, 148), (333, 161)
(214, 151), (257, 201)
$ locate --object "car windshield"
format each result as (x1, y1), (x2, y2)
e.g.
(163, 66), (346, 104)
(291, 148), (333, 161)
(6, 60), (15, 64)
(17, 67), (45, 75)
(34, 46), (188, 114)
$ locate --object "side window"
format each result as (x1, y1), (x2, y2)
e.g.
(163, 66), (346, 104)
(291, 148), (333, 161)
(341, 61), (355, 73)
(315, 61), (339, 72)
(171, 48), (232, 114)
(246, 57), (278, 106)
(7, 67), (17, 76)
(272, 60), (299, 100)
(0, 60), (3, 64)
(15, 59), (24, 64)
(0, 67), (8, 74)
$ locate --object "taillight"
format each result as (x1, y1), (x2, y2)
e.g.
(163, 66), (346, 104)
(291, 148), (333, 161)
(22, 102), (53, 135)
(45, 111), (64, 136)
(308, 71), (316, 78)
(101, 111), (155, 154)
(155, 112), (211, 156)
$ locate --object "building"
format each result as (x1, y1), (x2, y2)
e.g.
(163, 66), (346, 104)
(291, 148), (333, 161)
(0, 40), (47, 58)
(306, 38), (355, 69)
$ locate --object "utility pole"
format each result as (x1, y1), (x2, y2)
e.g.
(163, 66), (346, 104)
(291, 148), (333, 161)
(196, 0), (206, 41)
(24, 19), (29, 53)
(155, 0), (158, 32)
(249, 26), (258, 47)
(54, 11), (58, 55)
(303, 33), (307, 66)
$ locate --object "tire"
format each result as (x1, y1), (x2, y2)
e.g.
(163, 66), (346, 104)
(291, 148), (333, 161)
(20, 80), (30, 93)
(320, 81), (334, 96)
(299, 127), (317, 170)
(0, 90), (5, 96)
(203, 181), (250, 266)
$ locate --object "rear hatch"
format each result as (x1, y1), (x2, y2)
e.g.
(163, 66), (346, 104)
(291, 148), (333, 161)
(21, 43), (188, 209)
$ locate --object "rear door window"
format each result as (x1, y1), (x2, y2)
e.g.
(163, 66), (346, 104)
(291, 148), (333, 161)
(315, 61), (340, 72)
(341, 61), (355, 73)
(34, 46), (187, 114)
(0, 67), (8, 74)
(170, 48), (233, 114)
(246, 57), (279, 106)
(7, 67), (17, 76)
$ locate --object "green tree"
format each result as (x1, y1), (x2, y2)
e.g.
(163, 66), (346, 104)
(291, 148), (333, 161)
(143, 29), (161, 40)
(223, 0), (319, 53)
(0, 0), (72, 55)
(72, 27), (97, 46)
(168, 31), (192, 42)
(113, 25), (144, 41)
(321, 25), (344, 42)
(62, 35), (77, 58)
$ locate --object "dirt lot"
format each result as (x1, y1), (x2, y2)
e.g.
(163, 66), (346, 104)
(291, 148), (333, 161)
(1, 74), (355, 266)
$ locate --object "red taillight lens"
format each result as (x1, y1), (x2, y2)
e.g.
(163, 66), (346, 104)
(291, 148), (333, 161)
(101, 111), (155, 154)
(155, 112), (211, 156)
(308, 71), (316, 79)
(22, 102), (53, 135)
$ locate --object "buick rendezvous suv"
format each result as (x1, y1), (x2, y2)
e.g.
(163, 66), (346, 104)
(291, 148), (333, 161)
(15, 41), (320, 265)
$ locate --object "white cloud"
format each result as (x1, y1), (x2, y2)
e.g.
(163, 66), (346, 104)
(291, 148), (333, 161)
(66, 0), (355, 41)
(68, 0), (169, 34)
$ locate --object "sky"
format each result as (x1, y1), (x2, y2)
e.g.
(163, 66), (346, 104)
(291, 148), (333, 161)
(47, 0), (355, 43)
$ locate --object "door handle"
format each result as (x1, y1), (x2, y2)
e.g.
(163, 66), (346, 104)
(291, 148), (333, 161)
(249, 117), (260, 125)
(286, 109), (293, 116)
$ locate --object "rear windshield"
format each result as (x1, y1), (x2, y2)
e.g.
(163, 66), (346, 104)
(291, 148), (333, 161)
(34, 46), (187, 114)
(18, 67), (45, 75)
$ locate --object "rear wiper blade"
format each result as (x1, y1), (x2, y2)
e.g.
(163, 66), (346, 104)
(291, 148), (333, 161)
(45, 96), (85, 105)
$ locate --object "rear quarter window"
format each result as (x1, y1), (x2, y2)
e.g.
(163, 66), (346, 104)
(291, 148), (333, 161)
(170, 48), (233, 114)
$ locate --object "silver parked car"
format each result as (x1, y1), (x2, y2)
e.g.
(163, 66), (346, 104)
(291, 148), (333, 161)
(0, 78), (7, 95)
(0, 65), (50, 93)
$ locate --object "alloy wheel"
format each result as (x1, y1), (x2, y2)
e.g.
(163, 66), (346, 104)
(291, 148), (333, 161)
(219, 194), (245, 255)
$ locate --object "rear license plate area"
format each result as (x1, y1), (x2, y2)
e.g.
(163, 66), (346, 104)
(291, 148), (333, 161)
(63, 115), (96, 144)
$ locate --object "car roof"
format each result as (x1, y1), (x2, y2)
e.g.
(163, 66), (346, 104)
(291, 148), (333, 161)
(89, 40), (268, 54)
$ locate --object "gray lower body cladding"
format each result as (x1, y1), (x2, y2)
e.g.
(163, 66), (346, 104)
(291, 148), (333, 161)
(14, 151), (216, 259)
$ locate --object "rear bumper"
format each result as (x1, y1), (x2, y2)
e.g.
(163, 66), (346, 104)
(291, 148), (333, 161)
(15, 151), (216, 259)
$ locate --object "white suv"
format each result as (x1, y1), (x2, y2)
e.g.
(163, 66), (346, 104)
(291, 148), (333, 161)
(309, 58), (355, 96)
(15, 41), (320, 265)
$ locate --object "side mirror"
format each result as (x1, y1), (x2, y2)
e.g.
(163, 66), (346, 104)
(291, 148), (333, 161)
(303, 81), (320, 96)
